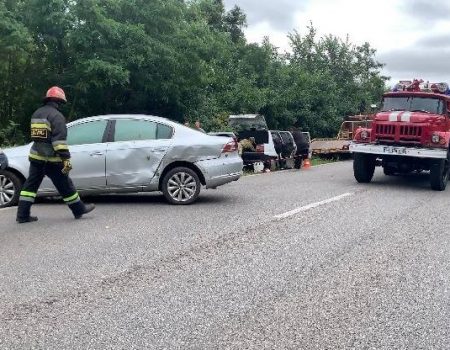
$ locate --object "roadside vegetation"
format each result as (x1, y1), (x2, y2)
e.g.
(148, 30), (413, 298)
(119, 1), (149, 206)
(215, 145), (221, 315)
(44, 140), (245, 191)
(0, 0), (387, 146)
(310, 156), (340, 166)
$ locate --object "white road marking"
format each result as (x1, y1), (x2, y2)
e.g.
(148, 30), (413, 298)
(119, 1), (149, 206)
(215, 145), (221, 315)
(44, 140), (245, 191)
(274, 192), (353, 220)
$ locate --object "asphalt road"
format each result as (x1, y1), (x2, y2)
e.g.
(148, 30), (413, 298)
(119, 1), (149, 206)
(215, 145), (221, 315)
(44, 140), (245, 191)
(1, 161), (449, 349)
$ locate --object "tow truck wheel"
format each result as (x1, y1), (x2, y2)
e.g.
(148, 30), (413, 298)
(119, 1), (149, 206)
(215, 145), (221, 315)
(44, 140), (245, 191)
(430, 157), (449, 191)
(353, 153), (375, 183)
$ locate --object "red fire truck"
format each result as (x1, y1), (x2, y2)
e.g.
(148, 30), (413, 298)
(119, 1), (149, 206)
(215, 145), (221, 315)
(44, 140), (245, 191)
(350, 79), (450, 190)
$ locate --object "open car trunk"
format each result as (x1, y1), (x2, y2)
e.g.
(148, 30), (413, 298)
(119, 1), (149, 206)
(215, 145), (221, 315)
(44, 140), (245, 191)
(228, 114), (268, 132)
(237, 130), (269, 144)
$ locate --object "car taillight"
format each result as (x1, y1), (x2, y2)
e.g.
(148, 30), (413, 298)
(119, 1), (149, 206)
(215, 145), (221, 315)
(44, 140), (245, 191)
(256, 144), (264, 152)
(222, 140), (238, 153)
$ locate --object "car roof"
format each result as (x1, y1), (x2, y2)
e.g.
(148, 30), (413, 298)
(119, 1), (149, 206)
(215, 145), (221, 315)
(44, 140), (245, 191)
(68, 114), (176, 126)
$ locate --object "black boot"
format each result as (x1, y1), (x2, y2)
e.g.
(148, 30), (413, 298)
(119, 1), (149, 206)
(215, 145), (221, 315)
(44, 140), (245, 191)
(71, 202), (95, 219)
(17, 216), (38, 224)
(16, 200), (38, 224)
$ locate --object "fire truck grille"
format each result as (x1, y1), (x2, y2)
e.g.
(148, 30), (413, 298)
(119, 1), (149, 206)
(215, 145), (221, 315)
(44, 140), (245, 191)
(399, 125), (422, 137)
(375, 124), (423, 142)
(376, 124), (395, 137)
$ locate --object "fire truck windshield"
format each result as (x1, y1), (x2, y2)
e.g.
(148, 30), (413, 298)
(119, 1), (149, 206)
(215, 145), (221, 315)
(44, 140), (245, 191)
(381, 97), (445, 114)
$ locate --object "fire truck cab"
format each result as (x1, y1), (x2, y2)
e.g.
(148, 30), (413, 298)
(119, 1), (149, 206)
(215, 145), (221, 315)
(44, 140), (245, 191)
(350, 79), (450, 190)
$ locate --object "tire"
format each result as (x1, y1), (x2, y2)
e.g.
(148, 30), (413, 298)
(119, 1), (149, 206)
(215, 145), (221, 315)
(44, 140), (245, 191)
(0, 170), (22, 208)
(430, 158), (449, 191)
(161, 167), (201, 205)
(383, 165), (395, 176)
(294, 157), (302, 169)
(353, 153), (375, 183)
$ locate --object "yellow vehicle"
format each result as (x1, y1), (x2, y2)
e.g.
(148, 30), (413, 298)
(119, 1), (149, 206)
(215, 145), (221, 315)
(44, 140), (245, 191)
(310, 114), (373, 157)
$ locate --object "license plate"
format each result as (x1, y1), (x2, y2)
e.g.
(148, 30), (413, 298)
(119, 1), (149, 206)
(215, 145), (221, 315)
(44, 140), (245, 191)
(382, 146), (407, 155)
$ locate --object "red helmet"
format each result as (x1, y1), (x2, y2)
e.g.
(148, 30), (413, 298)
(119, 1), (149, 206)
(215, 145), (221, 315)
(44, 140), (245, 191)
(45, 86), (67, 103)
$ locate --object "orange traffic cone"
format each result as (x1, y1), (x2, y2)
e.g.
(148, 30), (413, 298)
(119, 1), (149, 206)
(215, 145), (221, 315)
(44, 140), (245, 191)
(303, 158), (311, 169)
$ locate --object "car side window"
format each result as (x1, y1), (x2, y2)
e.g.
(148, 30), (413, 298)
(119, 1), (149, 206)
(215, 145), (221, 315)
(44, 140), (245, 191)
(67, 120), (108, 145)
(156, 123), (173, 139)
(114, 119), (158, 141)
(280, 132), (293, 144)
(271, 132), (282, 144)
(114, 119), (174, 141)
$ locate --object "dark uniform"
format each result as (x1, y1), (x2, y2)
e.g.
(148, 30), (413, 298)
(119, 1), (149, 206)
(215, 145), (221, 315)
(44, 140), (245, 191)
(0, 149), (7, 169)
(16, 87), (94, 223)
(291, 129), (309, 169)
(292, 130), (309, 155)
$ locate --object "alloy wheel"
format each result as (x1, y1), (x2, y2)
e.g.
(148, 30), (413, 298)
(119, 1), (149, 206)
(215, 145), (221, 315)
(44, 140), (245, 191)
(167, 172), (197, 202)
(0, 174), (15, 206)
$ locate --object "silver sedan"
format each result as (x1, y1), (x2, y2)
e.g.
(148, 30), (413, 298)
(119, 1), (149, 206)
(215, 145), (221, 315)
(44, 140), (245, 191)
(0, 115), (243, 207)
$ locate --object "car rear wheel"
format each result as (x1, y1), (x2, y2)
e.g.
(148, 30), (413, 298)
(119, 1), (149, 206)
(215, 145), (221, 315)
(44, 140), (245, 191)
(353, 153), (375, 183)
(162, 167), (201, 205)
(0, 170), (22, 208)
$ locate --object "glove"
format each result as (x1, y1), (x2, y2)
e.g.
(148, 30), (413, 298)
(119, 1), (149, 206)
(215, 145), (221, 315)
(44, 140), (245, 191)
(62, 159), (73, 175)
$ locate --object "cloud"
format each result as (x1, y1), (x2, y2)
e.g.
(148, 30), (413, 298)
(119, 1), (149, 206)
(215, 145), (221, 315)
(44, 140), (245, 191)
(401, 0), (450, 22)
(378, 48), (450, 83)
(223, 0), (306, 31)
(415, 34), (450, 49)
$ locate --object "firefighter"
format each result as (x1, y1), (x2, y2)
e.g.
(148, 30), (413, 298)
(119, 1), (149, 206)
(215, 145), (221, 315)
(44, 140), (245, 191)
(16, 86), (95, 223)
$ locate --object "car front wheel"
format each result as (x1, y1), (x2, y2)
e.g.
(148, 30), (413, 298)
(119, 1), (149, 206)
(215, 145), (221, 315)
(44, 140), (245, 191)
(0, 170), (22, 208)
(162, 167), (201, 205)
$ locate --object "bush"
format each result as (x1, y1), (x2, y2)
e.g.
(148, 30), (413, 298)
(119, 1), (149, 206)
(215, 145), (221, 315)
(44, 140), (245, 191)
(0, 120), (26, 147)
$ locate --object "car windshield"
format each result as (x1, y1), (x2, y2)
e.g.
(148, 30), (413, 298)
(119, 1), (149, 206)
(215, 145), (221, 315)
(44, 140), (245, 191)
(381, 96), (445, 114)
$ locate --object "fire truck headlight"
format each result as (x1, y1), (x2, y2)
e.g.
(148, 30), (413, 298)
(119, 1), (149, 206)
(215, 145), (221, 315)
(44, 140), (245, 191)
(361, 130), (369, 140)
(432, 134), (440, 144)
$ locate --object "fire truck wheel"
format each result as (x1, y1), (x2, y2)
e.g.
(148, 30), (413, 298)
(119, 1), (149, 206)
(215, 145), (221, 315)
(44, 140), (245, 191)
(383, 166), (396, 176)
(353, 153), (375, 183)
(430, 158), (449, 191)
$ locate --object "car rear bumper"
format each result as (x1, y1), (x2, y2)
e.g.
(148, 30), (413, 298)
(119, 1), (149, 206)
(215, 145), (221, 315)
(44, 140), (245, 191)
(195, 156), (243, 188)
(350, 142), (448, 159)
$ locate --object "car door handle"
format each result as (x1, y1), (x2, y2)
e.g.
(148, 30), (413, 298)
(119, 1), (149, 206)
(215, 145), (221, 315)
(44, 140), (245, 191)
(89, 151), (104, 157)
(152, 148), (167, 153)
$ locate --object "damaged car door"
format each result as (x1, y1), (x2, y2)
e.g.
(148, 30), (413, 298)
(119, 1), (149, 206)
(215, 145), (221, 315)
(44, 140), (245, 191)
(106, 118), (174, 187)
(40, 119), (108, 191)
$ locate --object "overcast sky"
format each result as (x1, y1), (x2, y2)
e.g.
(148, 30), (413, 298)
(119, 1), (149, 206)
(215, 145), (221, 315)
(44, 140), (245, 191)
(223, 0), (450, 87)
